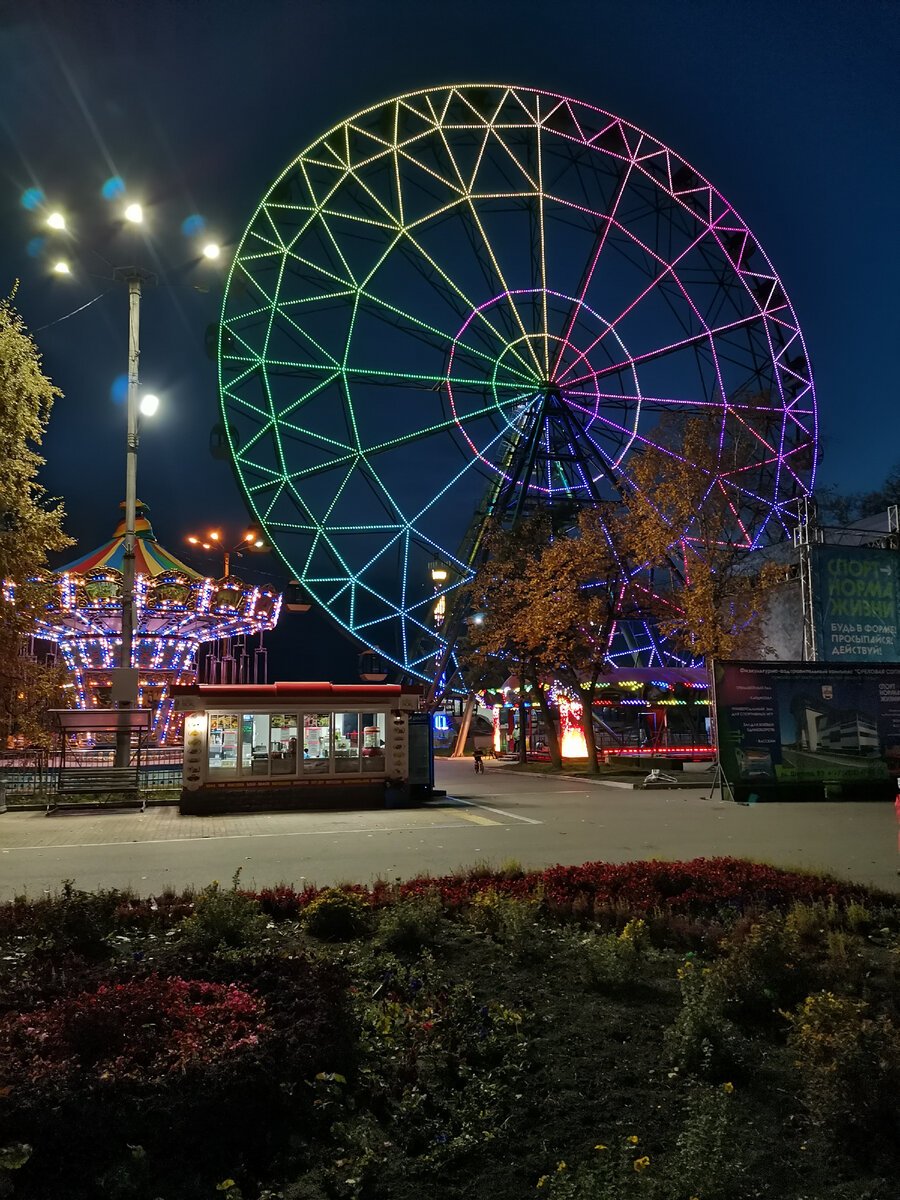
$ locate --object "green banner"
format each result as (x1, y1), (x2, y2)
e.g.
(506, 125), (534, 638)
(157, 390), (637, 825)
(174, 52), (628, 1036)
(812, 545), (899, 662)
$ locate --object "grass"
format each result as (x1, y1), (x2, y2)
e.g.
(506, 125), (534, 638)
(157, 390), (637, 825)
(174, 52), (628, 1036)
(1, 861), (899, 1200)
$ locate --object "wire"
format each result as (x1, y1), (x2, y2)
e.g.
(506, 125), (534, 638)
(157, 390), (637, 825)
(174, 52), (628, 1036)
(33, 289), (112, 332)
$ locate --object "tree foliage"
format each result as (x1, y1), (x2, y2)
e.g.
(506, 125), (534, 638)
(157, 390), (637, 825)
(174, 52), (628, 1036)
(614, 412), (782, 662)
(816, 464), (900, 526)
(461, 515), (563, 768)
(0, 293), (72, 744)
(524, 508), (641, 770)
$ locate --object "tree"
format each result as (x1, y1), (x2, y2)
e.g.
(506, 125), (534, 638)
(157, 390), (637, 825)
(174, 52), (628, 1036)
(817, 464), (900, 525)
(526, 508), (641, 772)
(614, 412), (782, 663)
(461, 515), (564, 769)
(0, 292), (72, 745)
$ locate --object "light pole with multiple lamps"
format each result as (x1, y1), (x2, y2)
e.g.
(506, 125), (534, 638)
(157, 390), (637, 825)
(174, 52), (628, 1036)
(186, 529), (266, 578)
(36, 196), (222, 762)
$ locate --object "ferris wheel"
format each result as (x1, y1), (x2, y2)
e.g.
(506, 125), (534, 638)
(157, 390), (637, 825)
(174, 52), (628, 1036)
(218, 84), (816, 680)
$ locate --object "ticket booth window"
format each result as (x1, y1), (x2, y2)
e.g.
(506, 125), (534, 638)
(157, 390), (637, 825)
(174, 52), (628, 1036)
(270, 713), (299, 775)
(333, 711), (361, 772)
(241, 713), (271, 775)
(303, 713), (331, 772)
(361, 712), (387, 773)
(208, 713), (239, 772)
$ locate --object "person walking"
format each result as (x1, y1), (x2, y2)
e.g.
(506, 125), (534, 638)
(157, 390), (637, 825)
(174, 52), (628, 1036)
(473, 747), (484, 774)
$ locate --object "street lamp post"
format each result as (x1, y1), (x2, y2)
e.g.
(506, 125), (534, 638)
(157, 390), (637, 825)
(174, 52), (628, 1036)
(31, 191), (222, 762)
(186, 530), (265, 578)
(115, 266), (157, 701)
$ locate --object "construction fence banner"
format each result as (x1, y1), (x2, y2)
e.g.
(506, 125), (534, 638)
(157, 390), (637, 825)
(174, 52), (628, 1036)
(713, 660), (900, 798)
(811, 544), (900, 662)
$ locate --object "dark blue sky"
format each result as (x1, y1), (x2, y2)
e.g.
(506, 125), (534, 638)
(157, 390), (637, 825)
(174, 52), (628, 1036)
(1, 0), (897, 678)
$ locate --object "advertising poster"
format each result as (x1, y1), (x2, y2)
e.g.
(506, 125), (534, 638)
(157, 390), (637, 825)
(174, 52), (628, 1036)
(812, 545), (900, 662)
(714, 660), (900, 797)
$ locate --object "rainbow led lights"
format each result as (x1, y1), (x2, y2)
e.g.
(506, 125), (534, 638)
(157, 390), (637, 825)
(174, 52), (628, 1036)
(220, 85), (816, 681)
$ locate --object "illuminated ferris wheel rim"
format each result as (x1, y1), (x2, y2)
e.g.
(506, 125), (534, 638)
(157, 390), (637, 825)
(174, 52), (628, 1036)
(219, 83), (817, 679)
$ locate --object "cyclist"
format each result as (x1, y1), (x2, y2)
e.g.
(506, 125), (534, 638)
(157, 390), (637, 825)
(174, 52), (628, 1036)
(473, 747), (485, 774)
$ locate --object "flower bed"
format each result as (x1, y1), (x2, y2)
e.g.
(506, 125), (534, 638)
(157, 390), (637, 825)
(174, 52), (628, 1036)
(0, 861), (898, 1200)
(0, 976), (266, 1085)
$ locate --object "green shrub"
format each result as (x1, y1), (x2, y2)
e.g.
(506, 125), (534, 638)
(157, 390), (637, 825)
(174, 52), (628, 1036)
(466, 889), (542, 957)
(716, 911), (810, 1020)
(672, 1081), (738, 1198)
(30, 881), (120, 961)
(375, 891), (444, 953)
(785, 991), (900, 1142)
(665, 958), (741, 1078)
(176, 871), (268, 956)
(530, 1134), (654, 1197)
(581, 918), (652, 990)
(302, 888), (371, 941)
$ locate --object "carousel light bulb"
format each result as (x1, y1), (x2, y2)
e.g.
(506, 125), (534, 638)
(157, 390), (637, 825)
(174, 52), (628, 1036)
(124, 202), (143, 224)
(47, 211), (67, 230)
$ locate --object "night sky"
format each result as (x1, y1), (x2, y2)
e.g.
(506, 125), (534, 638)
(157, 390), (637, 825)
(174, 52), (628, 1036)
(1, 0), (897, 680)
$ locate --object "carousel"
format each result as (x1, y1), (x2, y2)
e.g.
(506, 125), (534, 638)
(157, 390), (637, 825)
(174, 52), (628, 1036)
(19, 502), (282, 743)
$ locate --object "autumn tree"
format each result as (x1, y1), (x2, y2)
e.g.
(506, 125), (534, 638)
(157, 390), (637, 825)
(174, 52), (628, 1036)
(525, 507), (641, 772)
(0, 292), (72, 745)
(817, 463), (900, 526)
(614, 411), (782, 663)
(461, 514), (564, 768)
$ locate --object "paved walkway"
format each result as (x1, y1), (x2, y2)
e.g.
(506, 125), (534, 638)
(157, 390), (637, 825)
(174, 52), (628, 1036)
(0, 761), (897, 898)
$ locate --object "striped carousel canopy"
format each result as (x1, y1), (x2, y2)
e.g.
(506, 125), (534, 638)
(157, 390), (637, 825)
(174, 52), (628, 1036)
(56, 502), (202, 579)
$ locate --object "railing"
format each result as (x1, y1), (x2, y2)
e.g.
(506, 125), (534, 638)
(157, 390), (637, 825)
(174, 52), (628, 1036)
(0, 746), (184, 800)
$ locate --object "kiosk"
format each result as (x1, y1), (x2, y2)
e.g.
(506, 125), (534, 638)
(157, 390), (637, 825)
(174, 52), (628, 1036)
(173, 682), (427, 813)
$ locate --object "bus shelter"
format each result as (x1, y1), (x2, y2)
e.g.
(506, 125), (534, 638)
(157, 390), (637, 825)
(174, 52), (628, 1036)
(48, 708), (152, 812)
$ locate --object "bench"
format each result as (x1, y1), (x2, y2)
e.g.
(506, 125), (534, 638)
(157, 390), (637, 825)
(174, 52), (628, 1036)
(49, 767), (144, 813)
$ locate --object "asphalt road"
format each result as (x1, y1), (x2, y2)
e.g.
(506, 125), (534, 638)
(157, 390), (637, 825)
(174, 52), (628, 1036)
(1, 759), (897, 899)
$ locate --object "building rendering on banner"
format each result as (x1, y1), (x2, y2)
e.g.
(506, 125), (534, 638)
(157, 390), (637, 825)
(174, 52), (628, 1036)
(9, 503), (282, 743)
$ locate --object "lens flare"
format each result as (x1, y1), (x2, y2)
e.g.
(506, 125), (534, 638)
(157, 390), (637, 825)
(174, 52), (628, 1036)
(181, 213), (206, 237)
(110, 374), (128, 404)
(20, 187), (45, 211)
(101, 176), (126, 201)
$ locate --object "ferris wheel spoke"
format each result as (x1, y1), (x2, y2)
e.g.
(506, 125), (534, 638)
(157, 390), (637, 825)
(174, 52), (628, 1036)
(549, 160), (638, 379)
(553, 209), (730, 385)
(352, 286), (535, 383)
(564, 312), (770, 390)
(364, 213), (538, 379)
(459, 199), (545, 377)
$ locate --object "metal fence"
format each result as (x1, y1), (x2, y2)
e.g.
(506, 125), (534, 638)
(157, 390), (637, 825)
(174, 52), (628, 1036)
(0, 746), (183, 801)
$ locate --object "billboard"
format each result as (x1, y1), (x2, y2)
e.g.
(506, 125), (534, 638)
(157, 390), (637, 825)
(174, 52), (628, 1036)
(812, 545), (899, 662)
(714, 660), (900, 798)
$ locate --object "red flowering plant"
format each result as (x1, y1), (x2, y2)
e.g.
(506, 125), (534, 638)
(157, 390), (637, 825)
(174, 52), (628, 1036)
(0, 975), (267, 1087)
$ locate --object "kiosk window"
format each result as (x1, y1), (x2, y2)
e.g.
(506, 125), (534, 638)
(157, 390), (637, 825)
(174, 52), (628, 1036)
(361, 712), (387, 773)
(241, 713), (271, 776)
(333, 711), (361, 772)
(208, 713), (239, 772)
(303, 714), (331, 772)
(270, 713), (298, 775)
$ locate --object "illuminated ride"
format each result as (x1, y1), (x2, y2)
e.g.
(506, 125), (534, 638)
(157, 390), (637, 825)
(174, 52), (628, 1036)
(485, 667), (712, 761)
(219, 84), (817, 684)
(23, 503), (282, 743)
